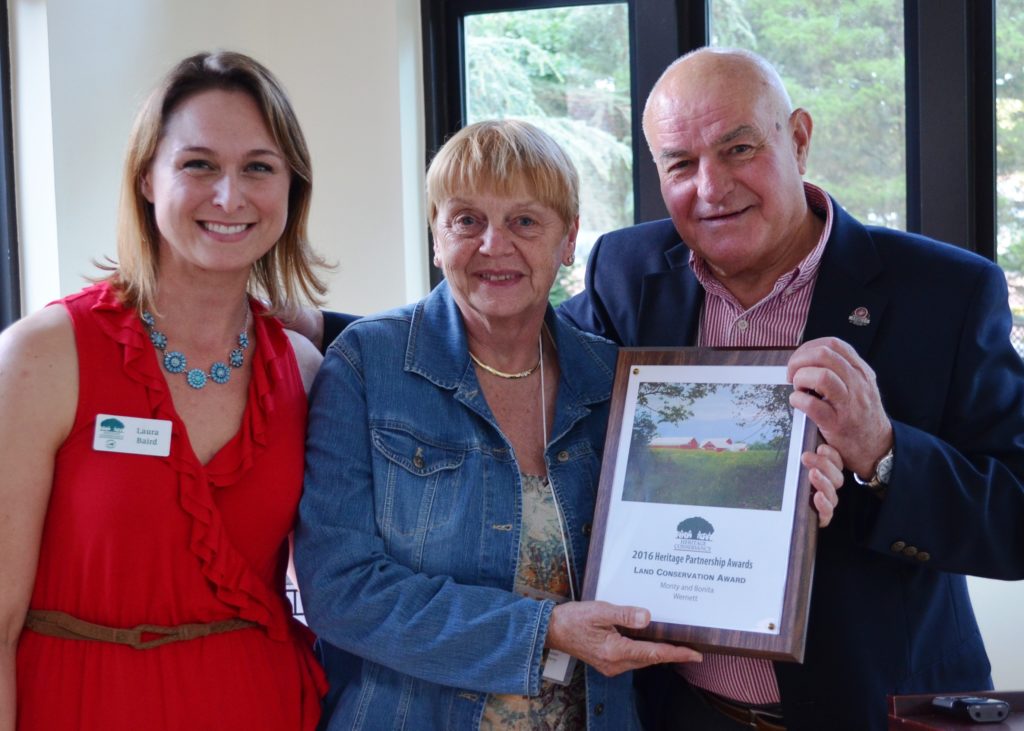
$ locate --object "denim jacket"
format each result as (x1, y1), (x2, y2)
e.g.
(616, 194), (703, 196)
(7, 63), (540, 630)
(295, 281), (641, 730)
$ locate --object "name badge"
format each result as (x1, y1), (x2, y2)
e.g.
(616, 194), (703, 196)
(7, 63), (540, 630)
(93, 414), (172, 457)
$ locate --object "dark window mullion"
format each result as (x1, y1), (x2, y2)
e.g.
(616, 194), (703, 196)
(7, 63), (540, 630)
(970, 0), (996, 262)
(905, 0), (995, 257)
(631, 1), (708, 224)
(0, 2), (20, 329)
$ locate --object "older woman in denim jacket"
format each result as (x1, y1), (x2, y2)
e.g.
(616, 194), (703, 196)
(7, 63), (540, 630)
(295, 120), (713, 730)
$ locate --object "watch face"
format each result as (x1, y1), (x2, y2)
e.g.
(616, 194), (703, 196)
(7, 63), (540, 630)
(876, 451), (894, 484)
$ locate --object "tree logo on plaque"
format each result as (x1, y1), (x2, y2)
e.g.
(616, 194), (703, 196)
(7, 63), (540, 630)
(675, 516), (714, 553)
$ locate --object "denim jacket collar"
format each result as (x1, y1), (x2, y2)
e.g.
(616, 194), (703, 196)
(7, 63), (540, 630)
(405, 281), (615, 437)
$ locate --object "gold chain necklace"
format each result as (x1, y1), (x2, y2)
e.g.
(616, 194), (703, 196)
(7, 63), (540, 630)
(468, 349), (540, 379)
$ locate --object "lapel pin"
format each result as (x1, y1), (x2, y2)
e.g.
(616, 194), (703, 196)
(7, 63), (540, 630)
(848, 307), (870, 326)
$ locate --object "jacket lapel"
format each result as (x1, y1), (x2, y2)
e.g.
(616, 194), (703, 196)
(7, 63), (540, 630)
(804, 200), (887, 359)
(637, 242), (703, 347)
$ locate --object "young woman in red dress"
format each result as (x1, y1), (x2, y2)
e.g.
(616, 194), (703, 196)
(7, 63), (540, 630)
(0, 51), (328, 730)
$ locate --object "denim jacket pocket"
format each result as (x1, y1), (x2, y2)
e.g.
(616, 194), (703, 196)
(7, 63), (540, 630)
(371, 425), (468, 540)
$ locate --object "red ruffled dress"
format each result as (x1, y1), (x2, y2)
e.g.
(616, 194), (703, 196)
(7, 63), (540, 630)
(16, 282), (326, 730)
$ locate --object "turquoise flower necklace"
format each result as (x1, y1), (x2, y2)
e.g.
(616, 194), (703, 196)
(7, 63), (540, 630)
(141, 306), (251, 390)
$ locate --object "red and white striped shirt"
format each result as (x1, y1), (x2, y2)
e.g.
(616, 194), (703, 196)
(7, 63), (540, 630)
(676, 182), (833, 705)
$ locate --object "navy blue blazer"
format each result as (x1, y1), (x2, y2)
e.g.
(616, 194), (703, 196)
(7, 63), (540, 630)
(560, 200), (1024, 730)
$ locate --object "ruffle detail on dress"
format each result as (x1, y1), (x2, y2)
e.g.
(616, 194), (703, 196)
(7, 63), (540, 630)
(85, 282), (299, 643)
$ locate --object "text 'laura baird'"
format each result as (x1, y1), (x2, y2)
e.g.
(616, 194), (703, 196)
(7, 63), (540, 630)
(135, 427), (160, 445)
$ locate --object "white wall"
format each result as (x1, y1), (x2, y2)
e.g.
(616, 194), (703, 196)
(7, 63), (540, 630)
(11, 0), (427, 315)
(9, 0), (1023, 695)
(968, 576), (1024, 688)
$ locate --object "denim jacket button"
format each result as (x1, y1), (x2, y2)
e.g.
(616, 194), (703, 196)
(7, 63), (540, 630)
(557, 450), (570, 463)
(594, 703), (605, 716)
(582, 523), (592, 536)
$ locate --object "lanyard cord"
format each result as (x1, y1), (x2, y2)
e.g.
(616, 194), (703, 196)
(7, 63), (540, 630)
(539, 331), (578, 602)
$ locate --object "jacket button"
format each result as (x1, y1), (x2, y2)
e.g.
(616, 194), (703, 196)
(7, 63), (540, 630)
(413, 455), (425, 469)
(916, 551), (931, 562)
(902, 545), (918, 557)
(557, 450), (570, 463)
(582, 523), (592, 536)
(890, 541), (906, 553)
(594, 703), (604, 716)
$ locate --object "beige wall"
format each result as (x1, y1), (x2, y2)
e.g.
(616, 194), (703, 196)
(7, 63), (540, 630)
(12, 0), (427, 315)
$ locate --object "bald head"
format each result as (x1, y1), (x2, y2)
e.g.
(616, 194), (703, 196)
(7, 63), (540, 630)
(643, 48), (793, 149)
(640, 47), (819, 309)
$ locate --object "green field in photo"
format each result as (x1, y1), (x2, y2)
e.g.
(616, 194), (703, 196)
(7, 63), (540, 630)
(623, 448), (787, 510)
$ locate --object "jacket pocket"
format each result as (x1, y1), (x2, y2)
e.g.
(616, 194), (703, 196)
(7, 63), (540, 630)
(371, 426), (467, 539)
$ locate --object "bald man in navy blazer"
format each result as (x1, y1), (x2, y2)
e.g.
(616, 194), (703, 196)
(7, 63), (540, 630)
(561, 48), (1024, 731)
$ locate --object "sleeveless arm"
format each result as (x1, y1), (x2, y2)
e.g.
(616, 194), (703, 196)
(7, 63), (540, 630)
(0, 305), (78, 731)
(284, 329), (324, 394)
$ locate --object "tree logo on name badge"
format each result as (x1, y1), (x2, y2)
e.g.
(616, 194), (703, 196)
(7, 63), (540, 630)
(98, 417), (126, 440)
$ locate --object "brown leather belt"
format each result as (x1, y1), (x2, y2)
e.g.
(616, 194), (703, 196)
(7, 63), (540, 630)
(697, 688), (787, 731)
(25, 609), (258, 650)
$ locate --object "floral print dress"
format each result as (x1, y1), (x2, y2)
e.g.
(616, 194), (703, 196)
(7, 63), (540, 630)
(480, 473), (587, 730)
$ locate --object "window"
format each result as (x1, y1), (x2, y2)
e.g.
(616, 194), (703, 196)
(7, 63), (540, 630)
(996, 0), (1024, 353)
(710, 0), (906, 229)
(424, 1), (999, 282)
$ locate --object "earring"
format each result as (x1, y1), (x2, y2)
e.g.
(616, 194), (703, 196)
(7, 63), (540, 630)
(565, 253), (576, 266)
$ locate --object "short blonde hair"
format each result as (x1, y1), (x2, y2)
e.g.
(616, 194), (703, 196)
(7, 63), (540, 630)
(426, 119), (579, 230)
(111, 51), (327, 313)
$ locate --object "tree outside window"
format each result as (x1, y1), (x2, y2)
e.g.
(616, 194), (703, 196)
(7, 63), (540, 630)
(997, 0), (1024, 353)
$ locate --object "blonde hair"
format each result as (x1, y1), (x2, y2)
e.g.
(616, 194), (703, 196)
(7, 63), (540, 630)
(110, 51), (327, 313)
(426, 119), (579, 230)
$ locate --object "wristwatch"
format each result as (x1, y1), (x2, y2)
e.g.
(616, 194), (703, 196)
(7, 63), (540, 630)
(853, 447), (894, 489)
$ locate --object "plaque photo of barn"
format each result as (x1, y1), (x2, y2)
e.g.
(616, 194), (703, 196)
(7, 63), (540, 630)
(622, 381), (795, 510)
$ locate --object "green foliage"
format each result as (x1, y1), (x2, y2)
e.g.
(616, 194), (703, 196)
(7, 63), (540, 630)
(624, 450), (787, 510)
(996, 0), (1024, 284)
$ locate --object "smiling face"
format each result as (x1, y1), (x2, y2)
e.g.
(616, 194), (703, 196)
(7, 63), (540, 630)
(644, 51), (814, 299)
(141, 88), (291, 279)
(432, 187), (577, 331)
